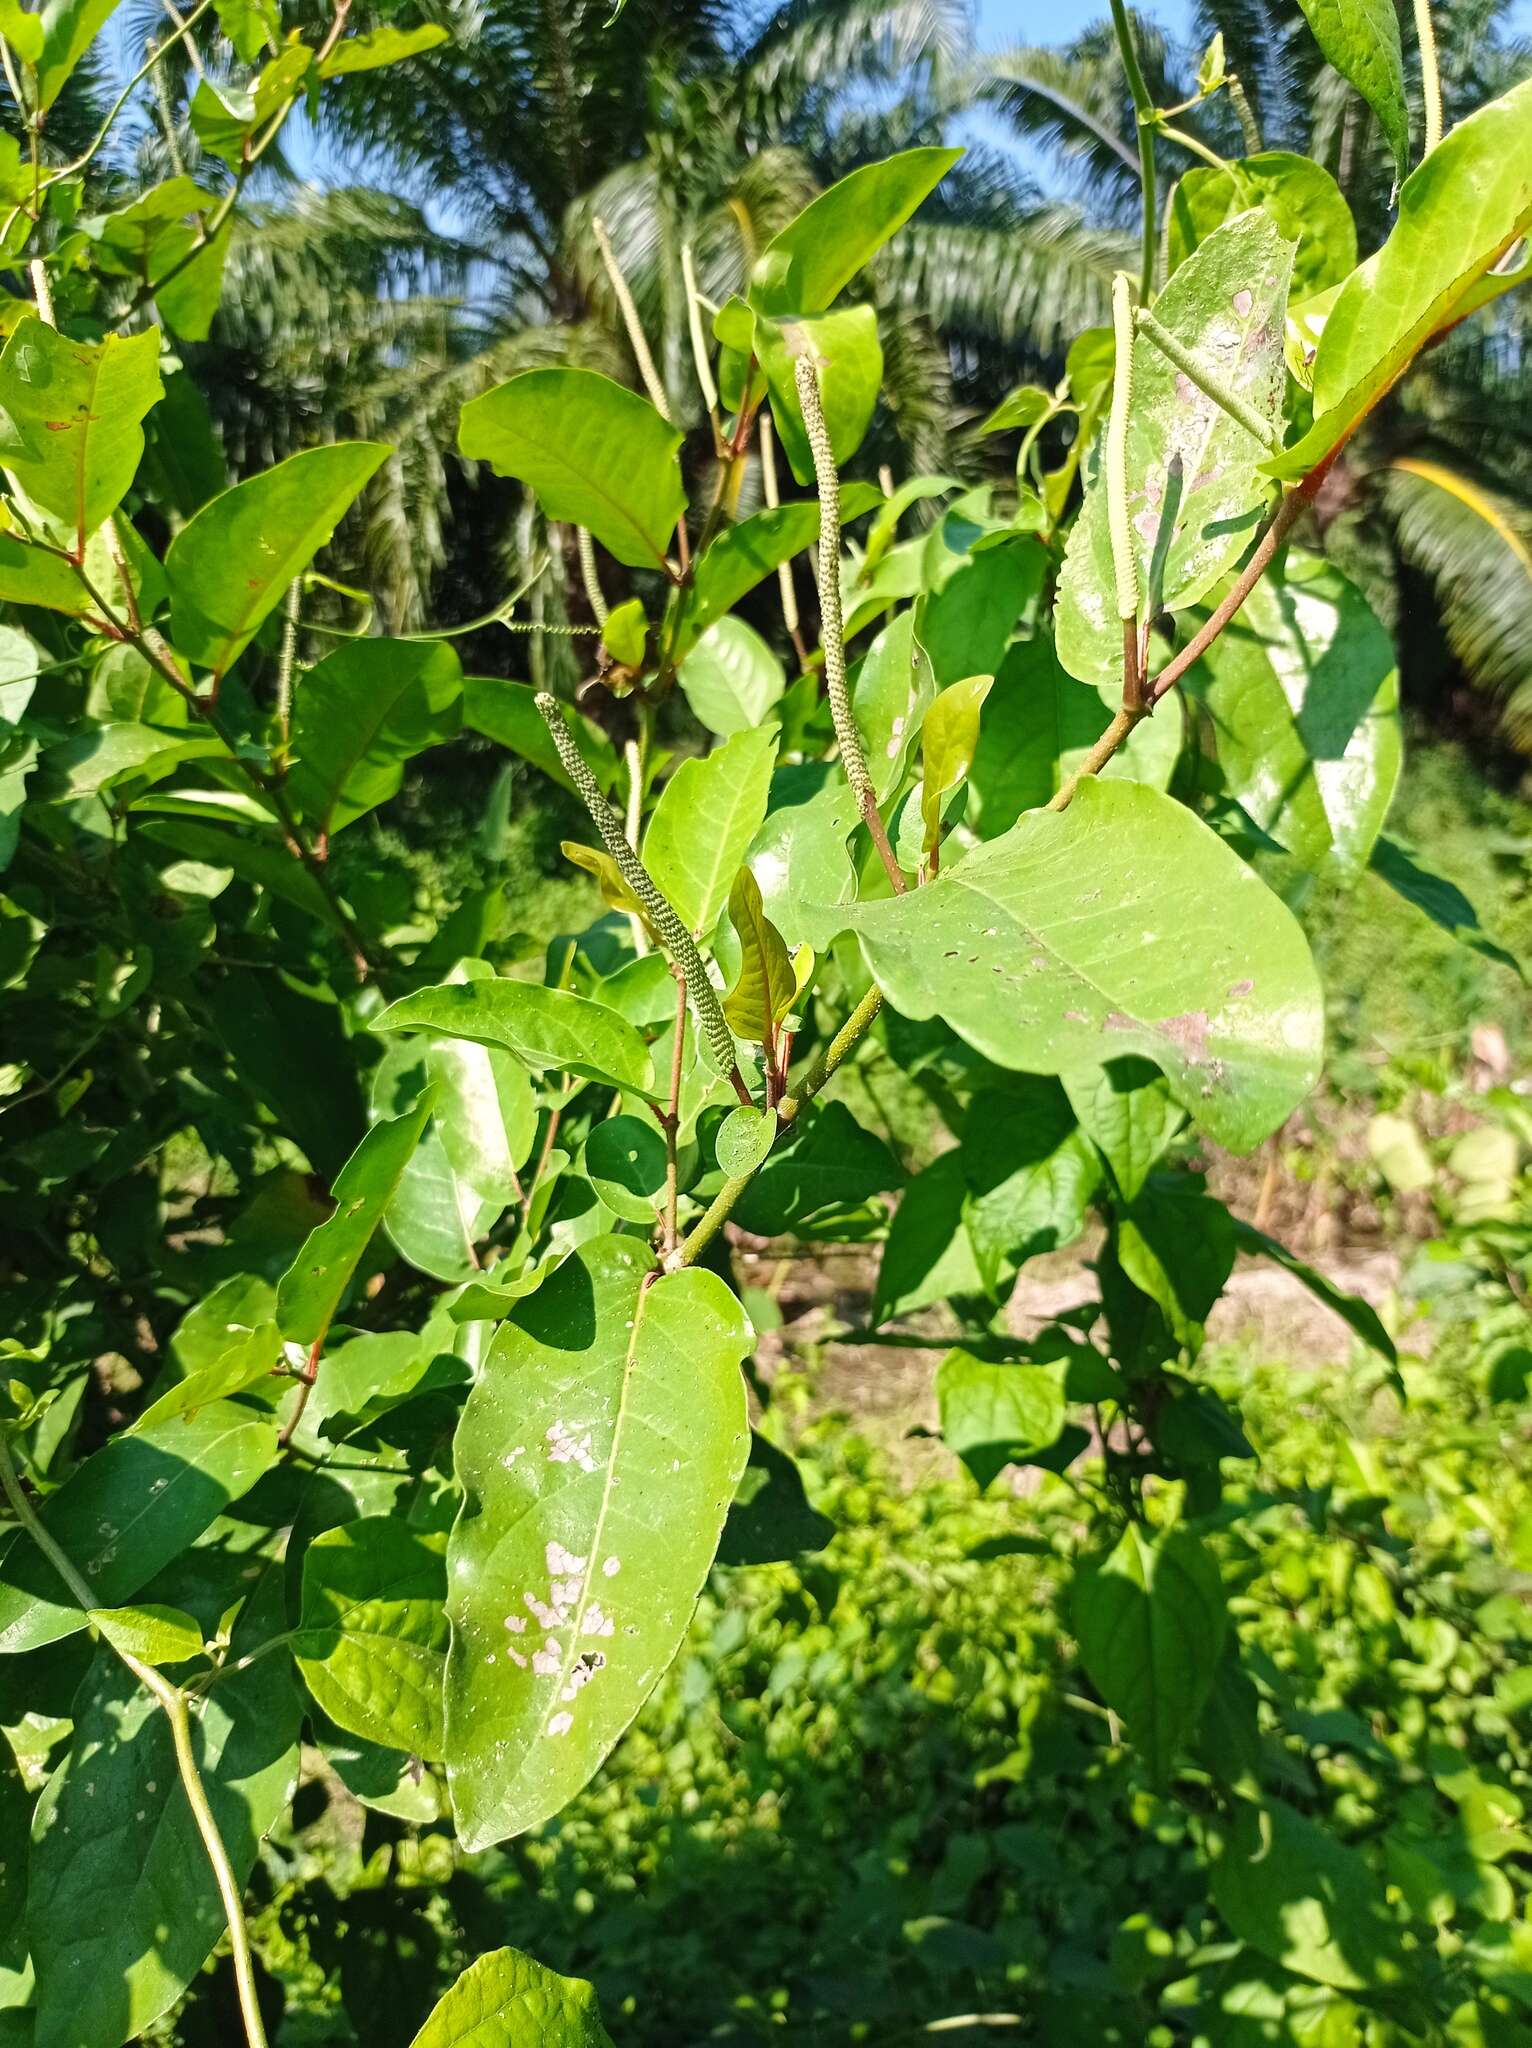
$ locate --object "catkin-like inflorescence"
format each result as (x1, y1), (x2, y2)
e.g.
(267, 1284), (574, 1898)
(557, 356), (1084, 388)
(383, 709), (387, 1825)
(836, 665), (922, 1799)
(535, 693), (738, 1075)
(792, 353), (875, 811)
(1106, 272), (1141, 627)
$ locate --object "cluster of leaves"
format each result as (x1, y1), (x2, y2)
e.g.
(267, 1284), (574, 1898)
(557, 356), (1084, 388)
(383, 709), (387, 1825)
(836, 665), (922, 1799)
(0, 0), (1529, 2042)
(177, 1331), (1532, 2045)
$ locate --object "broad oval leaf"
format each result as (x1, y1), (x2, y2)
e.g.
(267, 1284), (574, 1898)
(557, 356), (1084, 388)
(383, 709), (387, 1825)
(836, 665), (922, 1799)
(1168, 152), (1356, 302)
(0, 319), (161, 548)
(1213, 1800), (1412, 1993)
(34, 0), (126, 110)
(166, 441), (388, 679)
(721, 866), (797, 1043)
(920, 672), (992, 860)
(0, 1399), (276, 1653)
(458, 367), (685, 571)
(669, 490), (888, 659)
(443, 1236), (751, 1849)
(582, 1115), (666, 1223)
(759, 301), (883, 483)
(961, 1081), (1100, 1287)
(642, 724), (777, 940)
(88, 1602), (204, 1667)
(408, 1946), (614, 2048)
(373, 978), (657, 1096)
(1273, 77), (1532, 479)
(318, 21), (449, 76)
(679, 615), (786, 737)
(1073, 1522), (1227, 1781)
(371, 1040), (498, 1284)
(1062, 1056), (1185, 1201)
(717, 1103), (776, 1177)
(829, 776), (1324, 1152)
(853, 609), (937, 803)
(749, 145), (962, 318)
(1187, 548), (1400, 874)
(288, 638), (464, 838)
(295, 1517), (449, 1757)
(1056, 211), (1293, 687)
(1293, 0), (1408, 182)
(937, 1348), (1070, 1489)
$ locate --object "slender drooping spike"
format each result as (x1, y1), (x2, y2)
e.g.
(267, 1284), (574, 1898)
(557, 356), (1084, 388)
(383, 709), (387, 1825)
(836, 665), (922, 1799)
(1106, 272), (1141, 629)
(535, 692), (740, 1079)
(792, 353), (875, 812)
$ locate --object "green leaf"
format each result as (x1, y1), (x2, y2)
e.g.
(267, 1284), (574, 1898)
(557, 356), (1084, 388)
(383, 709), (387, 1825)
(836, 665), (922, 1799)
(213, 0), (276, 63)
(295, 1517), (449, 1756)
(34, 0), (124, 109)
(969, 638), (1180, 832)
(1232, 1218), (1397, 1365)
(1213, 1800), (1411, 1992)
(832, 777), (1323, 1153)
(1062, 1056), (1185, 1201)
(151, 219), (232, 342)
(679, 615), (786, 737)
(981, 384), (1053, 434)
(288, 638), (463, 838)
(463, 675), (619, 796)
(918, 534), (1045, 688)
(371, 1040), (499, 1284)
(1273, 78), (1532, 478)
(1168, 153), (1357, 301)
(961, 1082), (1100, 1286)
(732, 1099), (902, 1236)
(1370, 835), (1523, 979)
(920, 672), (992, 861)
(1188, 549), (1400, 874)
(1056, 212), (1293, 687)
(408, 1947), (613, 2048)
(443, 1236), (751, 1849)
(853, 610), (937, 804)
(0, 1400), (276, 1653)
(1117, 1174), (1237, 1346)
(582, 1116), (666, 1223)
(0, 531), (95, 612)
(722, 866), (799, 1043)
(759, 302), (883, 484)
(89, 1602), (204, 1666)
(275, 1094), (434, 1345)
(750, 146), (963, 319)
(937, 1347), (1070, 1489)
(373, 978), (657, 1096)
(27, 1588), (300, 2048)
(1293, 0), (1407, 181)
(187, 45), (310, 161)
(166, 442), (388, 679)
(0, 0), (43, 63)
(601, 595), (646, 667)
(643, 724), (777, 940)
(133, 1315), (283, 1431)
(872, 1151), (988, 1324)
(1073, 1523), (1227, 1781)
(671, 485), (881, 664)
(717, 1104), (776, 1177)
(318, 21), (449, 76)
(429, 1017), (537, 1205)
(459, 368), (684, 571)
(747, 765), (859, 946)
(0, 319), (161, 548)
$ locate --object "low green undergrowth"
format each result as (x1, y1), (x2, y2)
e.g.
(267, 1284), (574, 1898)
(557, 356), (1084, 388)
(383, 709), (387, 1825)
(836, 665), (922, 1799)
(235, 1327), (1532, 2048)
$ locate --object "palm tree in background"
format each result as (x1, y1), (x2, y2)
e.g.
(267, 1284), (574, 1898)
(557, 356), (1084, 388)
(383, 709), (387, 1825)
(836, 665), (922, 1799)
(69, 0), (1532, 739)
(985, 0), (1532, 742)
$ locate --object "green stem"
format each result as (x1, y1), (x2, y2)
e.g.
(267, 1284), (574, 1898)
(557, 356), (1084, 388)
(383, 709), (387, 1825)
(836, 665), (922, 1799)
(670, 983), (884, 1269)
(1108, 0), (1158, 302)
(0, 1439), (270, 2048)
(1134, 306), (1283, 452)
